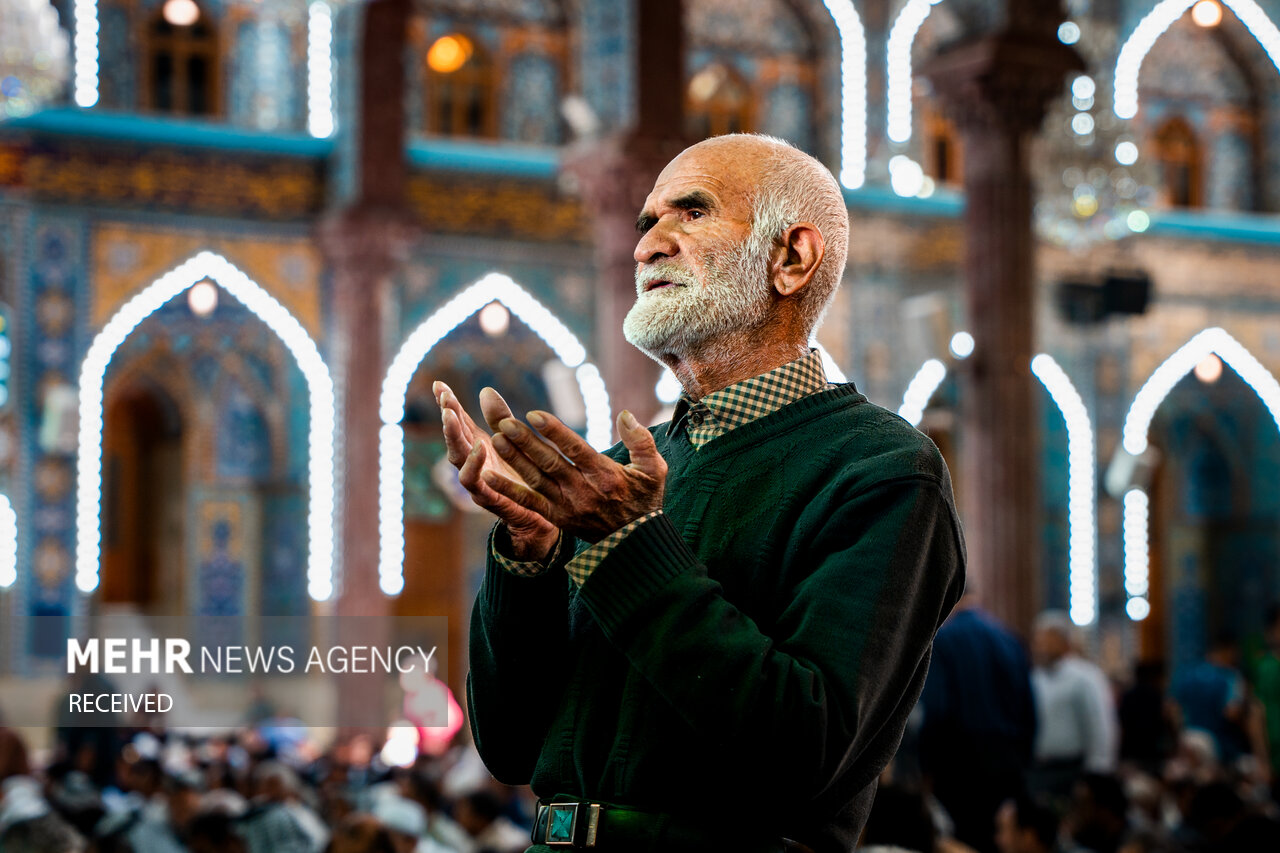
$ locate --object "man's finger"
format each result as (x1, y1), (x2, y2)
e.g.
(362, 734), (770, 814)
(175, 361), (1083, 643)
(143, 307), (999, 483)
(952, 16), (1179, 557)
(459, 441), (546, 522)
(441, 409), (472, 467)
(456, 439), (489, 493)
(479, 387), (517, 435)
(491, 432), (559, 495)
(438, 383), (497, 453)
(482, 470), (552, 518)
(618, 410), (666, 479)
(457, 441), (509, 508)
(526, 410), (601, 469)
(495, 418), (571, 479)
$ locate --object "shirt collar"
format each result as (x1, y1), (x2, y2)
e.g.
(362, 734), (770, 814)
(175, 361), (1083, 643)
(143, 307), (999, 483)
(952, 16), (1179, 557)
(667, 349), (832, 439)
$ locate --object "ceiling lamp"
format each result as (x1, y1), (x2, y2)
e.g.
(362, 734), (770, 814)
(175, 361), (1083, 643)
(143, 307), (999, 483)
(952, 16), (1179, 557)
(1034, 18), (1157, 250)
(427, 34), (473, 74)
(478, 301), (510, 337)
(163, 0), (201, 27)
(187, 280), (219, 317)
(1194, 353), (1223, 384)
(1191, 1), (1223, 28)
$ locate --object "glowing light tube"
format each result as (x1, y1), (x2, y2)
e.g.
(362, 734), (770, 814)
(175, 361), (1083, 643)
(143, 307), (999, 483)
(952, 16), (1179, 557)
(1114, 1), (1280, 119)
(820, 1), (868, 188)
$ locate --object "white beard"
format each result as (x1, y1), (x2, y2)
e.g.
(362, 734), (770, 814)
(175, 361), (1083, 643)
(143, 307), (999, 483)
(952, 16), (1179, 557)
(623, 235), (774, 361)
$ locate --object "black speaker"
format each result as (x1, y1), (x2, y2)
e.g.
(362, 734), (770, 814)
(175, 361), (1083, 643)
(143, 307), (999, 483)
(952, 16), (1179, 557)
(1055, 279), (1107, 324)
(1103, 272), (1152, 316)
(1055, 271), (1152, 324)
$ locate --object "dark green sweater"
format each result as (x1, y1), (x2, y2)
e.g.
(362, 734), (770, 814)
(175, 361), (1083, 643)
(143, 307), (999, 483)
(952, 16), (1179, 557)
(468, 384), (966, 852)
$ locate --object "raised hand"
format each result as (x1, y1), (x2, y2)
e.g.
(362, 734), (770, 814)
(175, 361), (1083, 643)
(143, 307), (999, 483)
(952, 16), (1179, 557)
(434, 381), (559, 561)
(483, 408), (667, 543)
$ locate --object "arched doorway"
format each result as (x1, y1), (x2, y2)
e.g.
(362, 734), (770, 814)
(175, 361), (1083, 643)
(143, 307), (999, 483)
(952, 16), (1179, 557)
(90, 272), (312, 653)
(100, 379), (185, 610)
(77, 251), (335, 604)
(1145, 362), (1280, 669)
(1120, 328), (1280, 665)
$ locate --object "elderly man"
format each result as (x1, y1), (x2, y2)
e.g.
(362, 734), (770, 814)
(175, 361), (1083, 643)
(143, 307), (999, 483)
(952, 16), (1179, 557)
(435, 134), (964, 852)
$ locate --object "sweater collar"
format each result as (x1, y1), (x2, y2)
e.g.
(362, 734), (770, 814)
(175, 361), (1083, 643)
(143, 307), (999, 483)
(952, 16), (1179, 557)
(667, 349), (833, 448)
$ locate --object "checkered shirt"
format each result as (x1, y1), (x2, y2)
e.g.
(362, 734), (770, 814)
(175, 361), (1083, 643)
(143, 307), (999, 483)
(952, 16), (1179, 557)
(494, 349), (835, 585)
(490, 522), (567, 578)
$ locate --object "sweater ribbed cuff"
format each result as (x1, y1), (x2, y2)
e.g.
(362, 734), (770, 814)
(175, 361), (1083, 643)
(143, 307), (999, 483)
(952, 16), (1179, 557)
(481, 524), (570, 616)
(577, 513), (700, 634)
(566, 510), (664, 586)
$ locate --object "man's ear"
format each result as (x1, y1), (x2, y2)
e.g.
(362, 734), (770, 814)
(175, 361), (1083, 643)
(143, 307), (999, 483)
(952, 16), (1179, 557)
(771, 222), (825, 297)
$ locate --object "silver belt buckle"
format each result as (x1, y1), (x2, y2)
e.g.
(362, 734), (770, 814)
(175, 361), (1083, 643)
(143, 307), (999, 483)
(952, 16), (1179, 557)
(544, 802), (601, 847)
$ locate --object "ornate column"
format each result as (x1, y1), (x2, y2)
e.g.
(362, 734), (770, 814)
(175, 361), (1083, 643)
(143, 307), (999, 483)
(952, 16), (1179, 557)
(922, 15), (1080, 636)
(563, 0), (689, 428)
(322, 0), (415, 732)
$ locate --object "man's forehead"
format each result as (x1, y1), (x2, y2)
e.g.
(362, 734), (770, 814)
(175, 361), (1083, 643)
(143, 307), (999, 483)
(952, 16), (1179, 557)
(647, 171), (728, 201)
(644, 157), (752, 211)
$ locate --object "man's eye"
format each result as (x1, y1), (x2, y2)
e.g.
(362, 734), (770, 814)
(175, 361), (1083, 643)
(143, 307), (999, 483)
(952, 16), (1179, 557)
(686, 210), (705, 220)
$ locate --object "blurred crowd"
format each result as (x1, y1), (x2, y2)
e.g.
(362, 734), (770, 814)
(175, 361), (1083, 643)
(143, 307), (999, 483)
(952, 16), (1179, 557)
(0, 721), (535, 853)
(865, 596), (1280, 853)
(4, 598), (1280, 853)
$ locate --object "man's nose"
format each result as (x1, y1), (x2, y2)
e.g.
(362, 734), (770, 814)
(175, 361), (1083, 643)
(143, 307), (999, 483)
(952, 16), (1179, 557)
(633, 219), (679, 264)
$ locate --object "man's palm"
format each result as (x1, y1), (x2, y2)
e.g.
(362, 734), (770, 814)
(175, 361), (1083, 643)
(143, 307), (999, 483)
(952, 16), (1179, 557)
(435, 382), (558, 557)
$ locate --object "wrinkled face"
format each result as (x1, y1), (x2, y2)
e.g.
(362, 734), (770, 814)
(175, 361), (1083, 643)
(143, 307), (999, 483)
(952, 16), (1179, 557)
(624, 143), (775, 359)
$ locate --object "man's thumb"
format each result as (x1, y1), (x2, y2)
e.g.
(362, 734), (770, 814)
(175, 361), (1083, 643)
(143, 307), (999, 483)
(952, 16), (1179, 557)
(618, 411), (664, 474)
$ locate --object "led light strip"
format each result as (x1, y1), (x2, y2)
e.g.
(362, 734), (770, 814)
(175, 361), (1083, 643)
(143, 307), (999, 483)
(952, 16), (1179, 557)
(75, 252), (337, 601)
(1123, 488), (1150, 619)
(885, 0), (936, 145)
(308, 2), (335, 138)
(1115, 0), (1280, 119)
(378, 273), (612, 595)
(1120, 326), (1280, 620)
(1031, 354), (1098, 627)
(898, 358), (948, 427)
(901, 354), (1099, 625)
(820, 1), (868, 188)
(1123, 328), (1280, 455)
(0, 494), (16, 589)
(73, 0), (100, 107)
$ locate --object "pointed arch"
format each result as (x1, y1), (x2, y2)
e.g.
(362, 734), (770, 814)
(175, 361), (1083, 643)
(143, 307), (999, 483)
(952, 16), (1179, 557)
(899, 353), (1099, 625)
(1122, 327), (1280, 456)
(1120, 327), (1280, 620)
(75, 251), (337, 600)
(378, 272), (611, 595)
(1114, 0), (1280, 119)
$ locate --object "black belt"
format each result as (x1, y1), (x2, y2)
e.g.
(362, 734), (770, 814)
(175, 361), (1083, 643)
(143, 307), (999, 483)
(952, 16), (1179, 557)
(531, 799), (811, 852)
